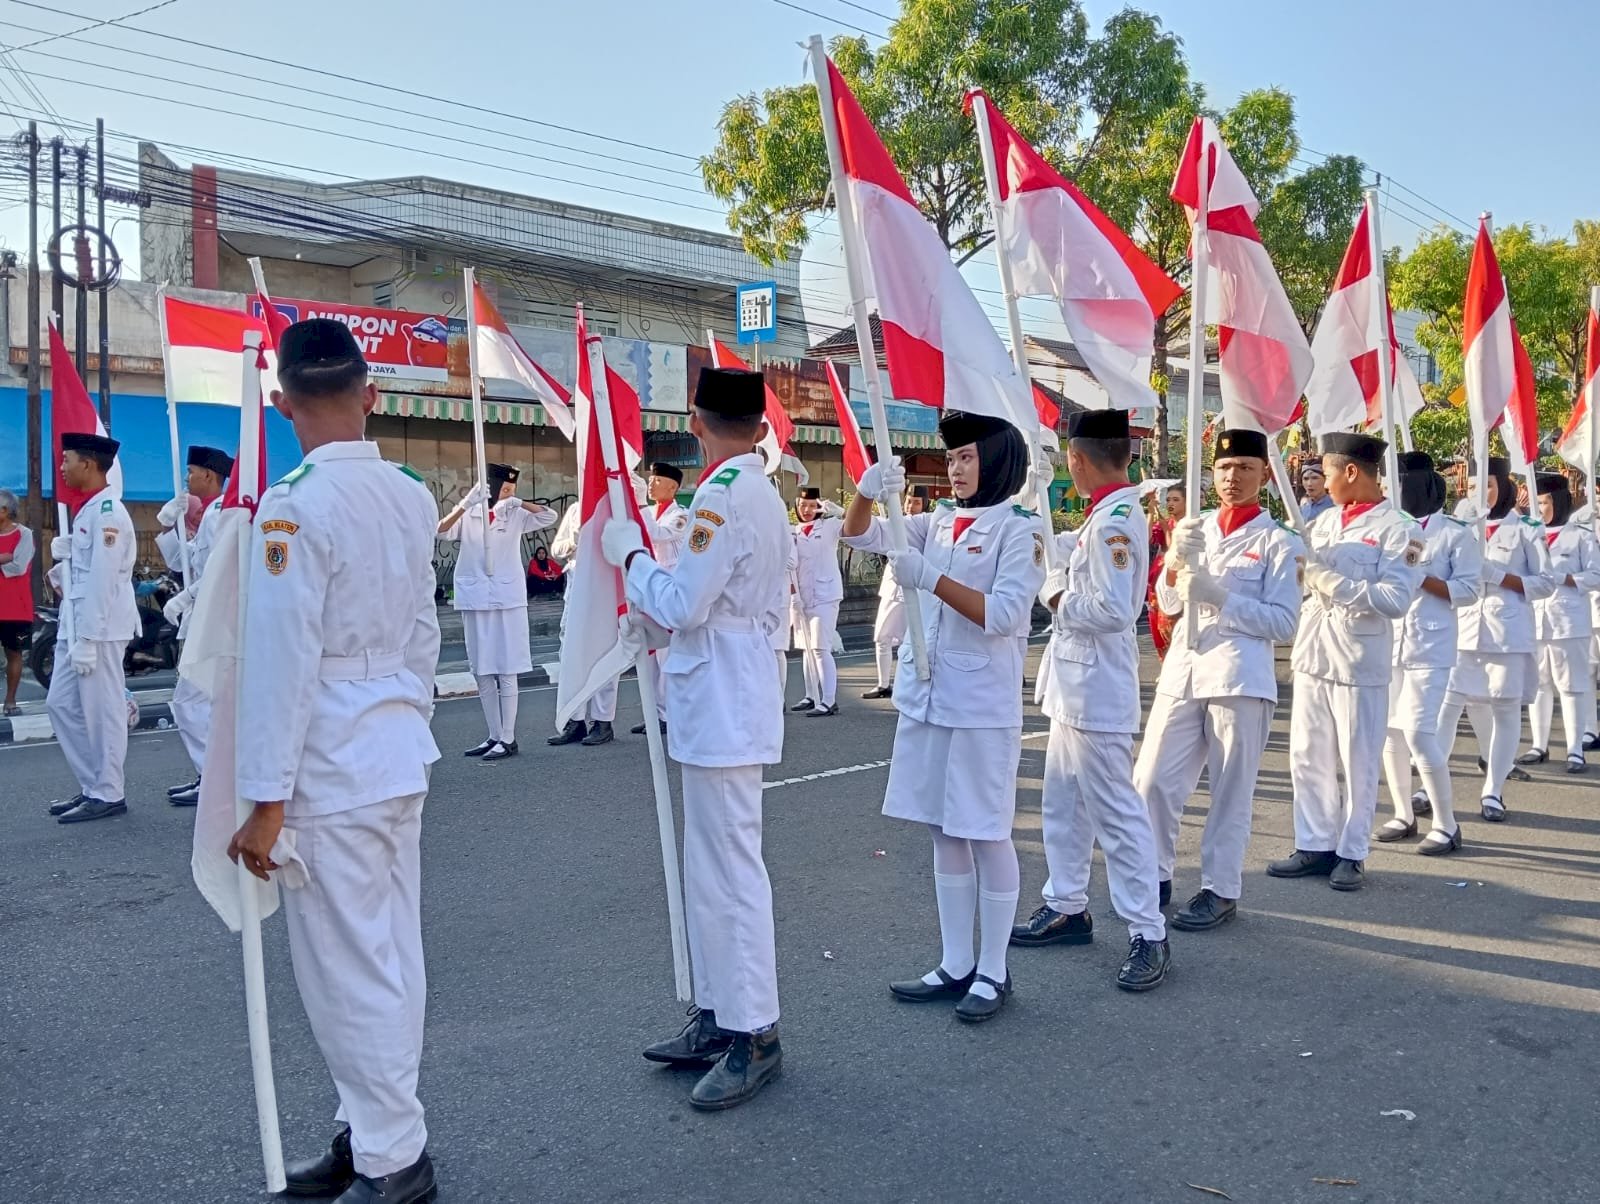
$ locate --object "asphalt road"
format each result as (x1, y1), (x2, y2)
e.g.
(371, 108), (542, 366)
(3, 645), (1597, 1203)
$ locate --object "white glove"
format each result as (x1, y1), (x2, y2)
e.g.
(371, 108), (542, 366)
(601, 517), (646, 568)
(620, 610), (671, 651)
(1455, 499), (1486, 523)
(1038, 566), (1068, 609)
(890, 546), (942, 593)
(819, 499), (845, 519)
(462, 482), (488, 509)
(616, 611), (647, 661)
(1024, 446), (1055, 498)
(50, 535), (70, 560)
(157, 494), (188, 528)
(70, 641), (95, 677)
(631, 474), (649, 506)
(1302, 562), (1342, 598)
(1180, 568), (1228, 609)
(1480, 561), (1509, 588)
(857, 455), (905, 502)
(46, 563), (63, 594)
(1167, 517), (1207, 569)
(163, 586), (196, 626)
(491, 498), (521, 523)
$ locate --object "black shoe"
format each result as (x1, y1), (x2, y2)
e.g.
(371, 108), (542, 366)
(464, 739), (496, 757)
(1009, 904), (1092, 947)
(1517, 747), (1548, 765)
(789, 697), (816, 713)
(1375, 818), (1417, 842)
(862, 686), (893, 700)
(1508, 765), (1532, 782)
(58, 797), (127, 824)
(954, 973), (1011, 1023)
(547, 720), (587, 746)
(630, 719), (666, 736)
(1411, 790), (1433, 817)
(1584, 732), (1599, 752)
(47, 793), (86, 817)
(805, 704), (839, 718)
(1481, 795), (1506, 822)
(581, 720), (615, 746)
(1329, 858), (1365, 891)
(480, 740), (519, 761)
(166, 776), (200, 798)
(1158, 879), (1172, 909)
(642, 1007), (735, 1066)
(1116, 936), (1170, 992)
(689, 1028), (782, 1111)
(889, 965), (975, 1002)
(1566, 756), (1586, 775)
(283, 1125), (355, 1197)
(1417, 827), (1462, 857)
(332, 1150), (436, 1204)
(169, 784), (199, 808)
(1266, 849), (1339, 878)
(1171, 889), (1237, 932)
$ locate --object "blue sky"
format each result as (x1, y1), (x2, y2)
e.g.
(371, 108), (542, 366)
(0, 0), (1587, 289)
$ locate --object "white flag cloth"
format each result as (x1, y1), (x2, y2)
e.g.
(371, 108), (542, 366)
(471, 280), (576, 439)
(1557, 302), (1598, 473)
(1462, 219), (1518, 450)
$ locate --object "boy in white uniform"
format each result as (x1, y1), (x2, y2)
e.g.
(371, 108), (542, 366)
(790, 485), (844, 717)
(863, 486), (929, 699)
(632, 461), (691, 735)
(1521, 474), (1600, 772)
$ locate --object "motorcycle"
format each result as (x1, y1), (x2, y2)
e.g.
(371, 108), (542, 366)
(30, 569), (183, 691)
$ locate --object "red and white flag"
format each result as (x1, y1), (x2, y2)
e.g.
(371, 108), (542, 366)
(1462, 218), (1518, 451)
(1557, 298), (1598, 474)
(163, 294), (277, 406)
(555, 308), (651, 730)
(49, 317), (121, 510)
(821, 57), (1031, 432)
(826, 359), (871, 484)
(707, 338), (806, 481)
(968, 90), (1181, 413)
(1171, 117), (1314, 434)
(471, 280), (576, 439)
(1305, 206), (1425, 436)
(1504, 316), (1540, 472)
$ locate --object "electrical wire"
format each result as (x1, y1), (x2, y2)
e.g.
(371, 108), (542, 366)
(6, 0), (177, 52)
(766, 0), (887, 39)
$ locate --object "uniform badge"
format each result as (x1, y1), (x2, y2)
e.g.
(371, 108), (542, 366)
(102, 528), (117, 547)
(1404, 540), (1423, 566)
(100, 499), (113, 513)
(1032, 532), (1044, 567)
(694, 508), (725, 527)
(1110, 547), (1130, 570)
(688, 525), (714, 554)
(260, 519), (300, 535)
(1105, 534), (1132, 546)
(265, 540), (289, 575)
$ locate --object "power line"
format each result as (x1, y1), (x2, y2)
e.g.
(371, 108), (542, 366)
(766, 0), (887, 40)
(7, 0), (177, 52)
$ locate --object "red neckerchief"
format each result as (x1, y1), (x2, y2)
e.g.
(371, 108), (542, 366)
(1217, 504), (1261, 537)
(1546, 528), (1562, 546)
(700, 457), (730, 481)
(801, 523), (814, 536)
(952, 516), (976, 542)
(1084, 482), (1127, 516)
(1487, 523), (1499, 538)
(655, 500), (672, 519)
(1340, 501), (1380, 528)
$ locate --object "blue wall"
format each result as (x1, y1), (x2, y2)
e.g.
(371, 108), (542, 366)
(0, 388), (302, 501)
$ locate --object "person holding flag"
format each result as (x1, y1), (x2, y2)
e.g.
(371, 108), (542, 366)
(599, 366), (791, 1111)
(632, 461), (690, 736)
(790, 485), (845, 718)
(438, 461), (556, 761)
(864, 485), (929, 700)
(225, 319), (442, 1203)
(46, 432), (138, 825)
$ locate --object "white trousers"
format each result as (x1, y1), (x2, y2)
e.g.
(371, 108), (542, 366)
(1288, 673), (1388, 862)
(170, 675), (212, 775)
(681, 763), (778, 1033)
(1135, 691), (1274, 901)
(872, 595), (906, 688)
(46, 639), (129, 802)
(581, 677), (617, 723)
(647, 651), (667, 721)
(283, 792), (428, 1179)
(799, 600), (840, 707)
(1040, 721), (1165, 942)
(1530, 639), (1592, 759)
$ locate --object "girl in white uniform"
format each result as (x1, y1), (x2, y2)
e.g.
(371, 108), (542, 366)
(791, 486), (845, 717)
(841, 411), (1043, 1023)
(864, 487), (929, 699)
(1521, 474), (1600, 772)
(438, 462), (556, 760)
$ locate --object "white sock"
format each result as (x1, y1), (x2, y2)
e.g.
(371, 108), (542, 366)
(874, 642), (894, 688)
(929, 872), (977, 981)
(819, 649), (837, 707)
(970, 837), (1020, 998)
(497, 674), (519, 743)
(1408, 728), (1455, 834)
(475, 675), (499, 742)
(1558, 691), (1585, 759)
(1382, 729), (1413, 822)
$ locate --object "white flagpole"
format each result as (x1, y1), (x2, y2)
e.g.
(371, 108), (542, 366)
(969, 91), (1060, 569)
(463, 268), (493, 575)
(1267, 441), (1307, 537)
(1366, 190), (1402, 503)
(1181, 136), (1211, 645)
(154, 292), (194, 585)
(1482, 214), (1538, 514)
(585, 333), (692, 1002)
(808, 34), (929, 682)
(232, 328), (285, 1194)
(1588, 285), (1599, 536)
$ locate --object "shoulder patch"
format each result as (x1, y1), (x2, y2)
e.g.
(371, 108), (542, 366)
(1105, 533), (1133, 546)
(100, 498), (113, 513)
(1444, 514), (1469, 526)
(710, 467), (740, 487)
(694, 508), (725, 527)
(936, 498), (956, 509)
(274, 463), (314, 488)
(1011, 504), (1038, 518)
(1110, 503), (1131, 518)
(260, 518), (300, 536)
(395, 463), (424, 482)
(1520, 516), (1542, 528)
(210, 498), (224, 511)
(688, 525), (715, 554)
(1276, 520), (1296, 534)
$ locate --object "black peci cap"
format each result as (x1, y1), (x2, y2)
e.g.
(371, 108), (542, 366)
(1066, 408), (1130, 440)
(187, 444), (234, 478)
(1213, 427), (1269, 460)
(1397, 450), (1434, 473)
(1536, 472), (1569, 495)
(486, 463), (519, 488)
(61, 431), (119, 459)
(909, 485), (931, 500)
(650, 461), (684, 484)
(1319, 431), (1386, 465)
(797, 486), (821, 500)
(694, 367), (766, 418)
(277, 317), (365, 375)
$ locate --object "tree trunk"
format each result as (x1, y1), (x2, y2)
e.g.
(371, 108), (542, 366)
(1153, 314), (1171, 474)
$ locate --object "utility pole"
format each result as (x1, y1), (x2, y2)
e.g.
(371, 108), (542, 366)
(74, 143), (88, 389)
(24, 122), (43, 599)
(49, 137), (61, 324)
(96, 120), (109, 423)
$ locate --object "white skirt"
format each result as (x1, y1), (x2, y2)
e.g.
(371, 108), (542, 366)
(1447, 650), (1536, 705)
(882, 714), (1021, 842)
(461, 605), (533, 676)
(1389, 663), (1450, 734)
(1537, 638), (1592, 693)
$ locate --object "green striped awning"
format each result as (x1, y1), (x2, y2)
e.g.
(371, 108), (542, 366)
(792, 422), (940, 451)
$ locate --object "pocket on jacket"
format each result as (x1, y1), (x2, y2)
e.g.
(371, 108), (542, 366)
(1054, 638), (1097, 666)
(940, 649), (991, 673)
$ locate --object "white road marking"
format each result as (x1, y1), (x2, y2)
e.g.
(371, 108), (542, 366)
(762, 730), (1049, 791)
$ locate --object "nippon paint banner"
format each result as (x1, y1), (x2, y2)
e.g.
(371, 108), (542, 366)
(251, 296), (468, 385)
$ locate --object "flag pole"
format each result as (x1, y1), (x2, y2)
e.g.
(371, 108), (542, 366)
(1588, 285), (1599, 536)
(808, 36), (928, 680)
(584, 333), (692, 1002)
(154, 290), (194, 585)
(1483, 214), (1538, 514)
(463, 268), (493, 575)
(47, 316), (76, 647)
(1180, 146), (1211, 645)
(1366, 190), (1402, 502)
(969, 90), (1060, 569)
(233, 327), (286, 1195)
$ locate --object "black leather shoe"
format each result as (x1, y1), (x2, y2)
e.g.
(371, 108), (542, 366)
(464, 739), (496, 757)
(1266, 849), (1339, 878)
(954, 973), (1011, 1023)
(1584, 732), (1600, 752)
(1416, 827), (1462, 856)
(1481, 795), (1506, 822)
(630, 720), (666, 736)
(1158, 879), (1172, 908)
(581, 720), (615, 746)
(789, 697), (815, 712)
(1375, 818), (1417, 842)
(805, 704), (839, 718)
(283, 1125), (355, 1196)
(1517, 747), (1548, 765)
(547, 720), (586, 746)
(47, 793), (85, 817)
(166, 776), (200, 798)
(689, 1028), (782, 1111)
(169, 785), (199, 808)
(1171, 889), (1237, 932)
(1329, 858), (1365, 891)
(1411, 790), (1433, 817)
(862, 686), (893, 699)
(1009, 904), (1092, 947)
(1508, 765), (1532, 782)
(643, 1007), (735, 1066)
(332, 1150), (436, 1204)
(58, 797), (126, 824)
(889, 965), (975, 1002)
(1566, 756), (1586, 775)
(1116, 936), (1170, 992)
(480, 740), (519, 761)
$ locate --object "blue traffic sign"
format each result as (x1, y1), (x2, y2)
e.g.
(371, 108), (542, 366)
(735, 281), (778, 345)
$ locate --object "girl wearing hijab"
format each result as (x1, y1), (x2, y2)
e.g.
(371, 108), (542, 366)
(1521, 474), (1600, 772)
(1436, 458), (1557, 821)
(841, 411), (1044, 1022)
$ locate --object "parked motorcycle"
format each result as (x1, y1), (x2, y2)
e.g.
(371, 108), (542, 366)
(29, 570), (182, 691)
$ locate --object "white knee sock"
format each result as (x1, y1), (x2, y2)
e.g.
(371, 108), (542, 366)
(497, 674), (519, 743)
(1381, 729), (1413, 822)
(819, 649), (837, 707)
(1408, 728), (1455, 834)
(1557, 691), (1585, 759)
(475, 675), (499, 741)
(1477, 701), (1521, 802)
(970, 837), (1020, 998)
(928, 829), (976, 981)
(1530, 688), (1553, 752)
(874, 642), (894, 688)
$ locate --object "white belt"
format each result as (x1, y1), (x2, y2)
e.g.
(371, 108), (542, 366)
(705, 617), (764, 635)
(319, 650), (406, 681)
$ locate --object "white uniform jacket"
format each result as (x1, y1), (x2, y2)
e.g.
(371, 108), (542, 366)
(157, 496), (224, 639)
(444, 500), (556, 610)
(66, 487), (137, 642)
(877, 557), (902, 602)
(1458, 516), (1556, 655)
(1535, 523), (1600, 640)
(625, 453), (790, 768)
(1154, 508), (1303, 703)
(236, 441), (442, 816)
(792, 516), (845, 611)
(1040, 485), (1147, 733)
(1395, 512), (1482, 669)
(1291, 500), (1423, 687)
(845, 500), (1046, 730)
(551, 504), (580, 565)
(644, 499), (691, 572)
